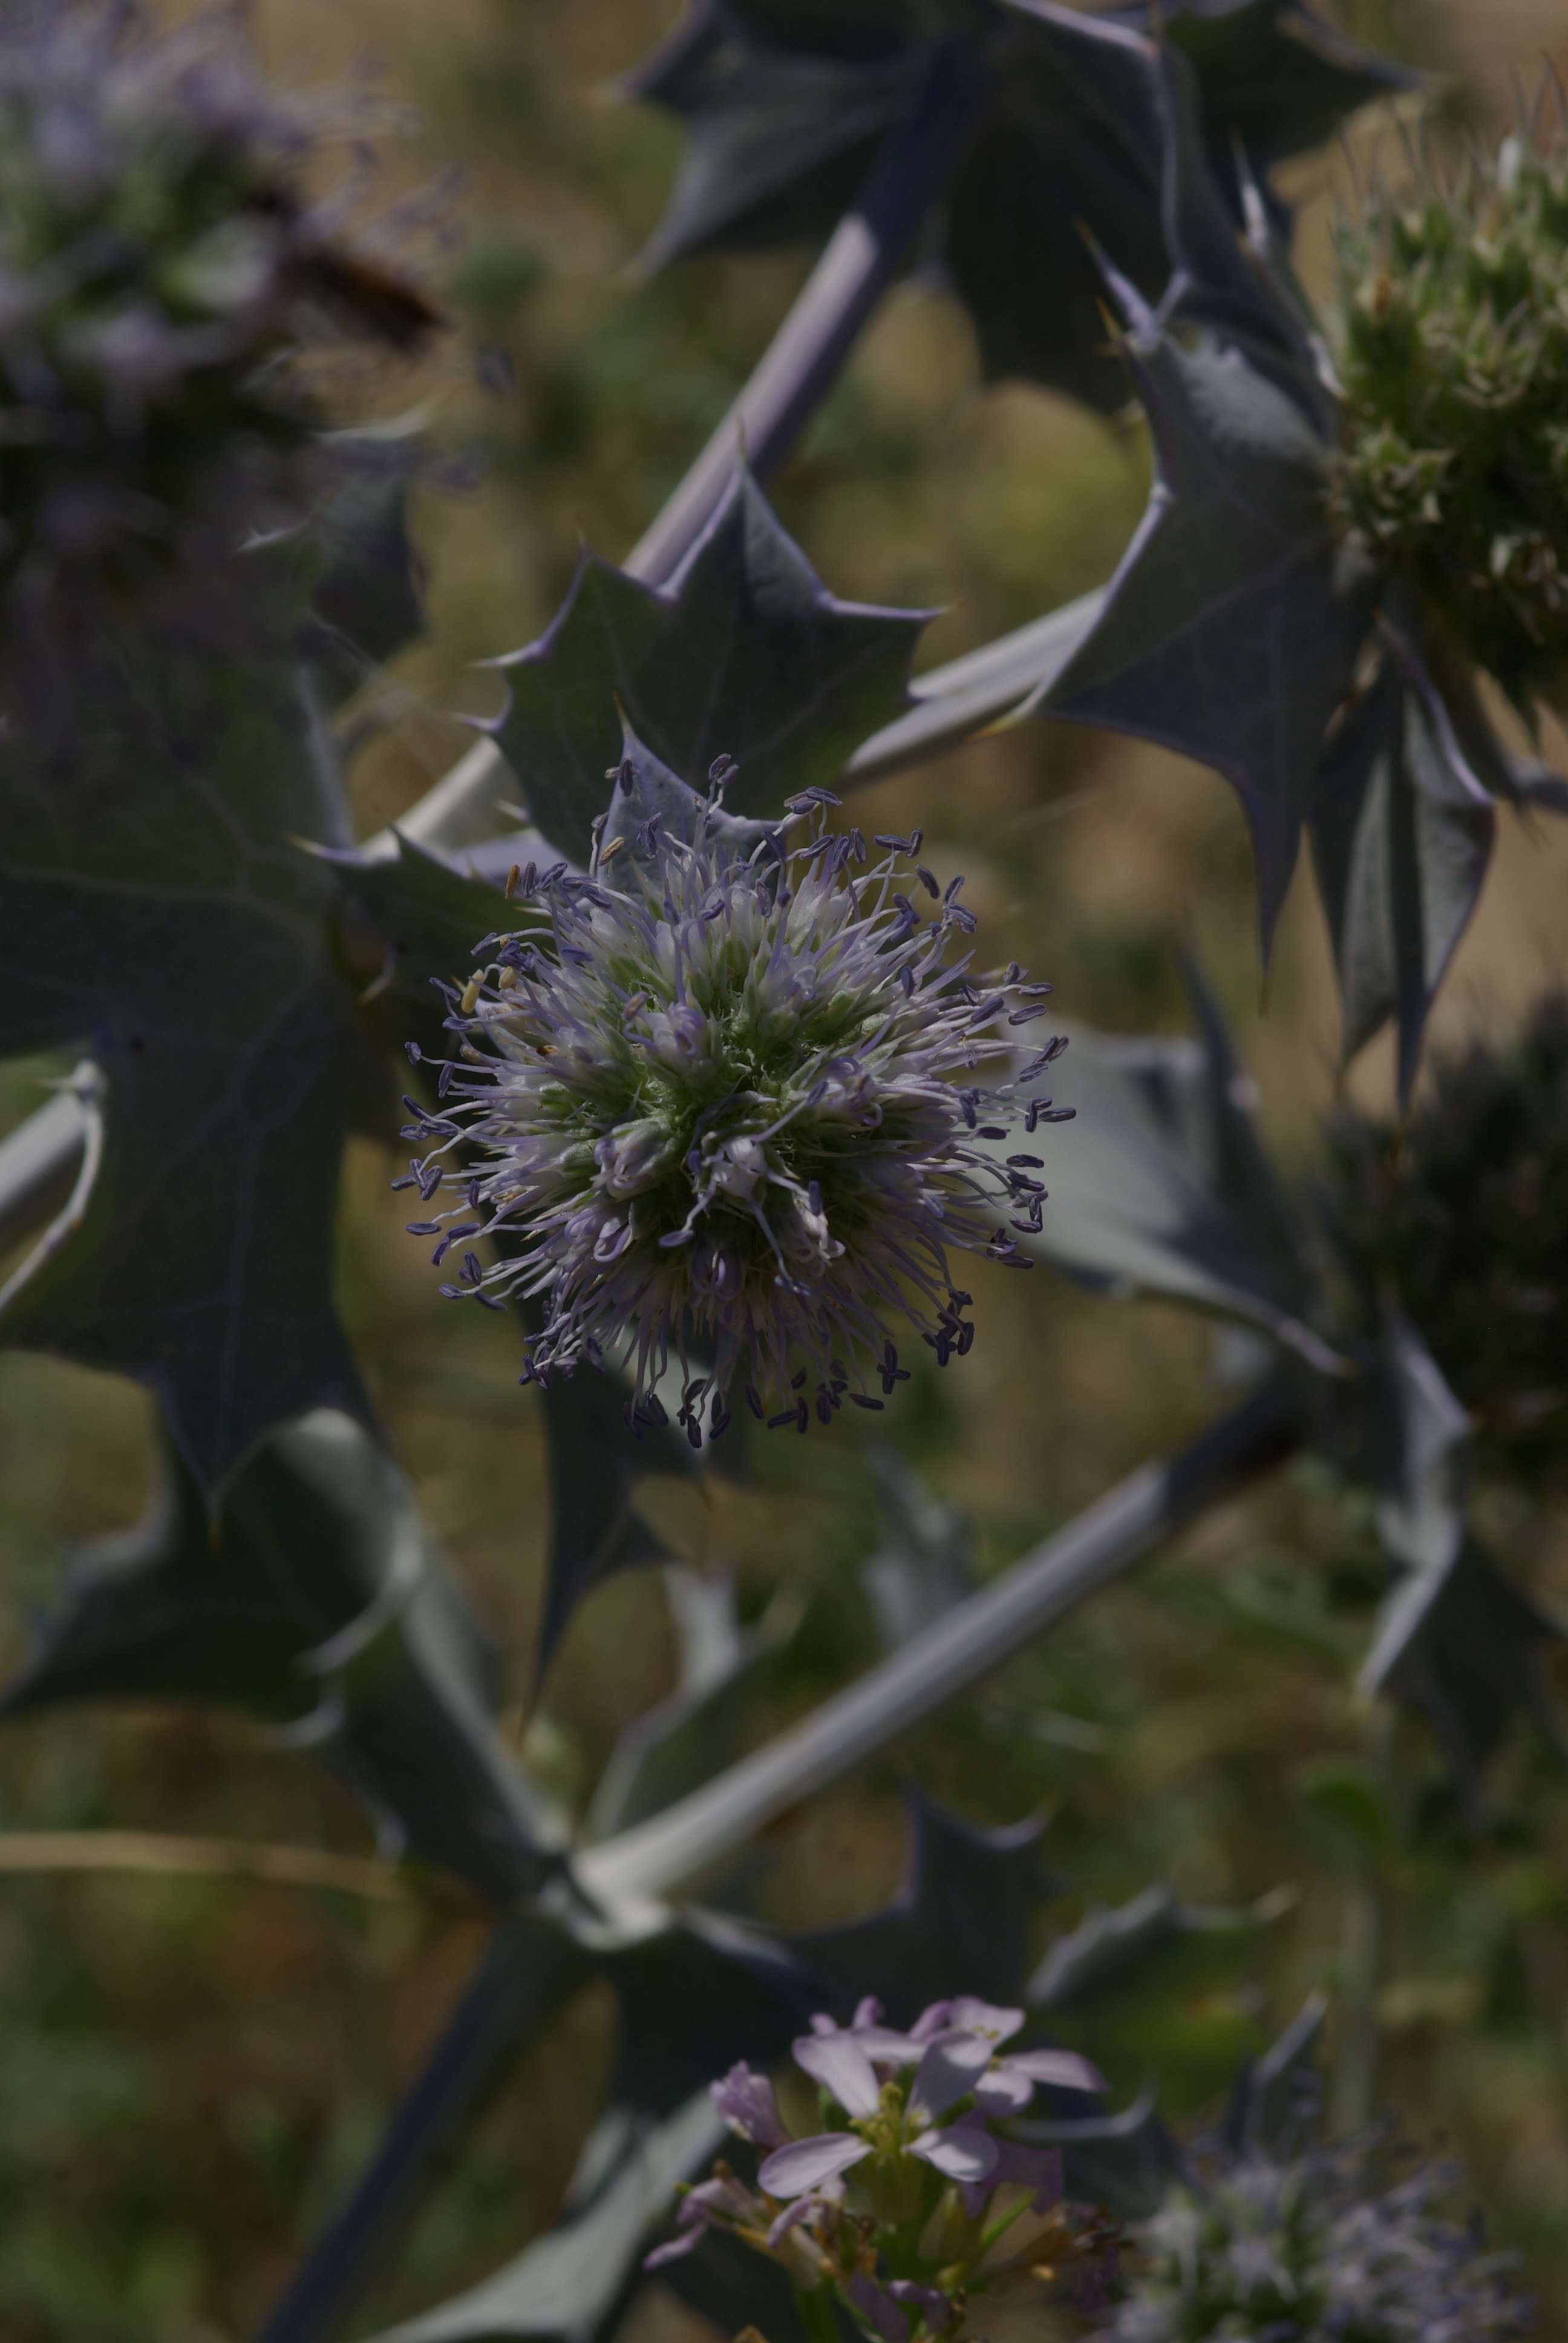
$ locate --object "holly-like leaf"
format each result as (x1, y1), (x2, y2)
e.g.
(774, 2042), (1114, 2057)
(489, 473), (928, 857)
(1220, 1993), (1325, 2155)
(585, 1576), (808, 1841)
(1014, 965), (1334, 1366)
(1362, 1541), (1565, 1794)
(860, 1447), (973, 1652)
(1, 1410), (558, 1902)
(1154, 1), (1419, 198)
(533, 1336), (684, 1684)
(1310, 659), (1495, 1103)
(368, 2094), (727, 2343)
(1354, 1319), (1565, 1792)
(790, 1789), (1057, 2018)
(0, 610), (370, 1490)
(629, 1), (1396, 411)
(1028, 1883), (1285, 2020)
(333, 832), (510, 1019)
(626, 4), (922, 269)
(1019, 2089), (1183, 2220)
(1046, 295), (1377, 949)
(1361, 1313), (1470, 1578)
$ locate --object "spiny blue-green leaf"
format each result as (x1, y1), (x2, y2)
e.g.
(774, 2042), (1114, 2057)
(1310, 658), (1495, 1103)
(1021, 2088), (1184, 2220)
(1028, 1883), (1287, 2021)
(585, 1576), (808, 1841)
(627, 4), (920, 269)
(1356, 1319), (1564, 1794)
(628, 0), (1399, 411)
(1361, 1313), (1469, 1578)
(1045, 296), (1378, 951)
(1363, 1541), (1564, 1795)
(1014, 965), (1333, 1366)
(860, 1447), (973, 1652)
(0, 1410), (558, 1901)
(0, 608), (370, 1490)
(789, 1789), (1057, 2019)
(1220, 1994), (1327, 2155)
(532, 1331), (685, 1685)
(1154, 1), (1419, 194)
(489, 473), (927, 857)
(368, 2095), (727, 2343)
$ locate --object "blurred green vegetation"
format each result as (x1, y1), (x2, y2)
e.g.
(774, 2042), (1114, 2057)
(2, 0), (1568, 2336)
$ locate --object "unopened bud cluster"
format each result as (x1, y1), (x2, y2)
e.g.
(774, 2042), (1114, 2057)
(1330, 111), (1568, 705)
(400, 765), (1072, 1446)
(0, 0), (433, 634)
(645, 1996), (1113, 2342)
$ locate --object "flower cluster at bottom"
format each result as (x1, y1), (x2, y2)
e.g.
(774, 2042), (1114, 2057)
(645, 1995), (1115, 2342)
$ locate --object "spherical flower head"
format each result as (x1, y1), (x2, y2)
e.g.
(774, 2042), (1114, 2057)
(1321, 989), (1568, 1490)
(400, 749), (1073, 1447)
(1329, 100), (1568, 707)
(0, 0), (437, 641)
(644, 1996), (1110, 2342)
(1093, 2136), (1531, 2342)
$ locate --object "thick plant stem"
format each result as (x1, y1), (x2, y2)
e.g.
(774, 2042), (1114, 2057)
(255, 1915), (587, 2343)
(621, 37), (993, 589)
(581, 1376), (1301, 1906)
(0, 1079), (92, 1260)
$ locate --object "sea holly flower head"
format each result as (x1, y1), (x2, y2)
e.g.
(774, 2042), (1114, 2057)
(1330, 100), (1568, 709)
(1090, 2133), (1532, 2342)
(400, 747), (1073, 1446)
(644, 1996), (1110, 2343)
(0, 0), (436, 641)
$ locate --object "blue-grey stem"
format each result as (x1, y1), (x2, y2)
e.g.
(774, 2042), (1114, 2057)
(255, 1915), (587, 2343)
(260, 1378), (1300, 2343)
(581, 1375), (1299, 1905)
(621, 33), (995, 589)
(0, 1076), (94, 1262)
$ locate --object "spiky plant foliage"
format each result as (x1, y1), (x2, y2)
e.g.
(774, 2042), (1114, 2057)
(1322, 992), (1568, 1486)
(0, 0), (436, 649)
(1331, 105), (1568, 709)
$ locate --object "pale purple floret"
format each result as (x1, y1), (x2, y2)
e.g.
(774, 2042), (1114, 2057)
(400, 772), (1071, 1442)
(710, 2060), (789, 2148)
(642, 2172), (756, 2268)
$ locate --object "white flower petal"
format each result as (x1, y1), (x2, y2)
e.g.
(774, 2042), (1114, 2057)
(758, 2131), (871, 2200)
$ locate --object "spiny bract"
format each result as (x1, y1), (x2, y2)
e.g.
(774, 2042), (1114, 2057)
(1331, 99), (1568, 707)
(399, 759), (1072, 1446)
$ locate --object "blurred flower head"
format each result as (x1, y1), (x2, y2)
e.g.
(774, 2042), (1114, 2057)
(400, 764), (1074, 1446)
(1091, 2133), (1530, 2342)
(0, 0), (437, 642)
(1330, 99), (1568, 707)
(1322, 991), (1568, 1487)
(644, 1993), (1109, 2343)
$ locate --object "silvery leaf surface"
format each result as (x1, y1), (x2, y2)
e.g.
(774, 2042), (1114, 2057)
(368, 2095), (727, 2343)
(1356, 1317), (1564, 1793)
(789, 1788), (1059, 2019)
(1010, 965), (1332, 1365)
(489, 473), (927, 857)
(0, 612), (369, 1490)
(1310, 658), (1495, 1103)
(1045, 303), (1378, 952)
(0, 1411), (558, 1901)
(628, 0), (1400, 410)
